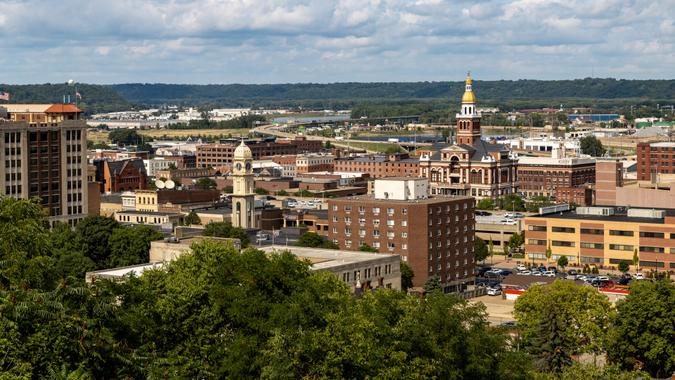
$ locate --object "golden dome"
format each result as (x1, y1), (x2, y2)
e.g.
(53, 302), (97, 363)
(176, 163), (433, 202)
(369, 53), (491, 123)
(462, 90), (476, 103)
(234, 140), (253, 159)
(461, 72), (476, 103)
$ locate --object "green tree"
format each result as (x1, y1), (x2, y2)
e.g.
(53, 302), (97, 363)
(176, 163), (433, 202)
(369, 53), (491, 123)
(527, 195), (554, 213)
(514, 280), (611, 357)
(579, 135), (606, 157)
(475, 237), (489, 262)
(358, 243), (378, 252)
(183, 211), (201, 226)
(557, 255), (568, 271)
(400, 262), (414, 292)
(296, 232), (338, 249)
(606, 279), (675, 378)
(617, 260), (630, 273)
(255, 188), (269, 195)
(549, 362), (648, 380)
(528, 305), (573, 373)
(545, 242), (552, 263)
(632, 248), (639, 271)
(195, 177), (217, 190)
(74, 215), (121, 267)
(488, 238), (495, 264)
(509, 232), (524, 251)
(423, 275), (442, 293)
(499, 194), (526, 212)
(502, 240), (510, 256)
(107, 225), (163, 268)
(223, 185), (234, 194)
(275, 189), (288, 196)
(109, 129), (147, 146)
(476, 198), (495, 210)
(203, 221), (250, 247)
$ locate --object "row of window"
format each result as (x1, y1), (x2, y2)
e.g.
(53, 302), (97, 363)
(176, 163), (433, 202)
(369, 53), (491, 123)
(528, 240), (674, 254)
(340, 264), (395, 283)
(529, 225), (675, 239)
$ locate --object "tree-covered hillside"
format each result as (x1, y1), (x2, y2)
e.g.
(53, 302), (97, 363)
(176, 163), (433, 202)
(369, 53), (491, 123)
(0, 83), (132, 114)
(111, 78), (675, 104)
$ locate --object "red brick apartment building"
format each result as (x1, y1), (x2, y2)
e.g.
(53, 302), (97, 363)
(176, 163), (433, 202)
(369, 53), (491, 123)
(94, 159), (148, 193)
(196, 137), (322, 168)
(517, 156), (595, 198)
(333, 153), (420, 178)
(328, 178), (475, 290)
(637, 141), (675, 181)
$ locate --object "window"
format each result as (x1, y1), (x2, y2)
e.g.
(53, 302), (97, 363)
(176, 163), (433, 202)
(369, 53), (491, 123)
(373, 230), (380, 237)
(373, 207), (380, 215)
(552, 240), (575, 247)
(387, 208), (394, 215)
(580, 242), (603, 249)
(402, 243), (407, 250)
(527, 239), (546, 246)
(373, 219), (380, 226)
(402, 208), (407, 215)
(552, 226), (575, 233)
(580, 256), (602, 263)
(373, 241), (380, 248)
(609, 244), (634, 251)
(401, 232), (407, 238)
(580, 228), (603, 235)
(386, 220), (395, 227)
(344, 205), (352, 212)
(332, 216), (338, 222)
(639, 231), (664, 238)
(401, 220), (407, 227)
(639, 246), (664, 253)
(528, 225), (546, 231)
(609, 230), (634, 237)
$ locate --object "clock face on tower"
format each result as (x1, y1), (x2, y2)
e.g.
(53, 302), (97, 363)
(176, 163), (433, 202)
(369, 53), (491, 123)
(235, 163), (242, 171)
(245, 162), (251, 171)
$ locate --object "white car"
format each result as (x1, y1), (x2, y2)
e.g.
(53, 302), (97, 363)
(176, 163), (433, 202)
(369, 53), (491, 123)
(531, 271), (542, 276)
(598, 276), (610, 281)
(516, 264), (527, 271)
(543, 270), (556, 277)
(632, 272), (645, 280)
(518, 270), (531, 276)
(487, 287), (502, 296)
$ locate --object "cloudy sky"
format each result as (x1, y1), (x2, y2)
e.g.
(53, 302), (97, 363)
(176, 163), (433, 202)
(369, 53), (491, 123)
(1, 0), (674, 84)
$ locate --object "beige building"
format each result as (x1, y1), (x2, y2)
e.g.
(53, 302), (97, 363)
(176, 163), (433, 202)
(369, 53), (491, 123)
(1, 104), (89, 225)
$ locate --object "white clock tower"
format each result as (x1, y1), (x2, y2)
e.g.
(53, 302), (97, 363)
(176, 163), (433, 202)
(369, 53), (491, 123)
(231, 140), (255, 229)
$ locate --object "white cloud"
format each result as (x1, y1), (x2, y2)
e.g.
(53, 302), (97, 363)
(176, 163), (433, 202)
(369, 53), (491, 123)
(0, 0), (673, 83)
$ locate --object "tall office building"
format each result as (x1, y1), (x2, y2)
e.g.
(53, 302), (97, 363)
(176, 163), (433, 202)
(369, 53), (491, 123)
(0, 104), (88, 225)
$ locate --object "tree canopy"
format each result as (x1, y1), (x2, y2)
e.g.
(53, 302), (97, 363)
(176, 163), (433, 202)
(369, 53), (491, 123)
(296, 232), (338, 249)
(579, 135), (606, 157)
(606, 279), (675, 378)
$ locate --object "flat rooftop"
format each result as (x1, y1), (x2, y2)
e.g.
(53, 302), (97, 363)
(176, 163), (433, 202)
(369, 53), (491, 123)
(528, 207), (675, 224)
(329, 194), (472, 204)
(116, 210), (183, 216)
(259, 245), (398, 271)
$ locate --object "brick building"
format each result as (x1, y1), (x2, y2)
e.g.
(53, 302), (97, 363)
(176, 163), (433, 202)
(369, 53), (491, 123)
(524, 206), (675, 272)
(332, 153), (419, 178)
(517, 154), (595, 198)
(328, 178), (475, 290)
(196, 137), (322, 168)
(0, 104), (89, 225)
(94, 159), (148, 193)
(637, 141), (675, 181)
(418, 74), (518, 200)
(555, 185), (594, 206)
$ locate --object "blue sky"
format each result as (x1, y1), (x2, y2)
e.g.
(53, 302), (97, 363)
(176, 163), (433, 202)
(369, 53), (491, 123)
(1, 0), (674, 84)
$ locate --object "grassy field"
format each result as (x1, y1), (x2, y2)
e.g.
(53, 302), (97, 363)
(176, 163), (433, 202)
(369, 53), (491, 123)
(88, 128), (249, 142)
(340, 140), (407, 153)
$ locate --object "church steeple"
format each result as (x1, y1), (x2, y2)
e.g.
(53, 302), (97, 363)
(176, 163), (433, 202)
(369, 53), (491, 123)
(455, 71), (481, 146)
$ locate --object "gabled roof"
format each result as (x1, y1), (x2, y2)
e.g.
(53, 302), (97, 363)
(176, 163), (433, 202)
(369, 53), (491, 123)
(44, 104), (82, 113)
(107, 159), (146, 176)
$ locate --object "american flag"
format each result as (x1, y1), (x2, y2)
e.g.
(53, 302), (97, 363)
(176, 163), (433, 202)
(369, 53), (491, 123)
(0, 92), (9, 101)
(75, 91), (82, 99)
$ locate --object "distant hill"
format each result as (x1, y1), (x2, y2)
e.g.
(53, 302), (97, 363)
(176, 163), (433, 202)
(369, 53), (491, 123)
(2, 79), (674, 114)
(111, 79), (675, 105)
(0, 83), (132, 114)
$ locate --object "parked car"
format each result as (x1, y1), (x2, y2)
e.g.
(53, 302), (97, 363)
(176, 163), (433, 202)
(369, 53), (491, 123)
(565, 273), (578, 280)
(597, 276), (610, 281)
(567, 269), (578, 276)
(487, 286), (502, 296)
(475, 211), (492, 216)
(617, 277), (631, 286)
(517, 270), (531, 276)
(475, 266), (492, 277)
(542, 270), (556, 278)
(531, 271), (542, 276)
(547, 266), (557, 273)
(632, 272), (645, 280)
(516, 264), (527, 271)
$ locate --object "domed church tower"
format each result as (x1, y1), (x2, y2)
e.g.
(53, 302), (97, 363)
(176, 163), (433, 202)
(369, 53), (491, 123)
(456, 72), (482, 145)
(231, 140), (255, 229)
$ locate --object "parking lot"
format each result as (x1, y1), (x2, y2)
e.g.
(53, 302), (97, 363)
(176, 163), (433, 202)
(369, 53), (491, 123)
(469, 295), (515, 325)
